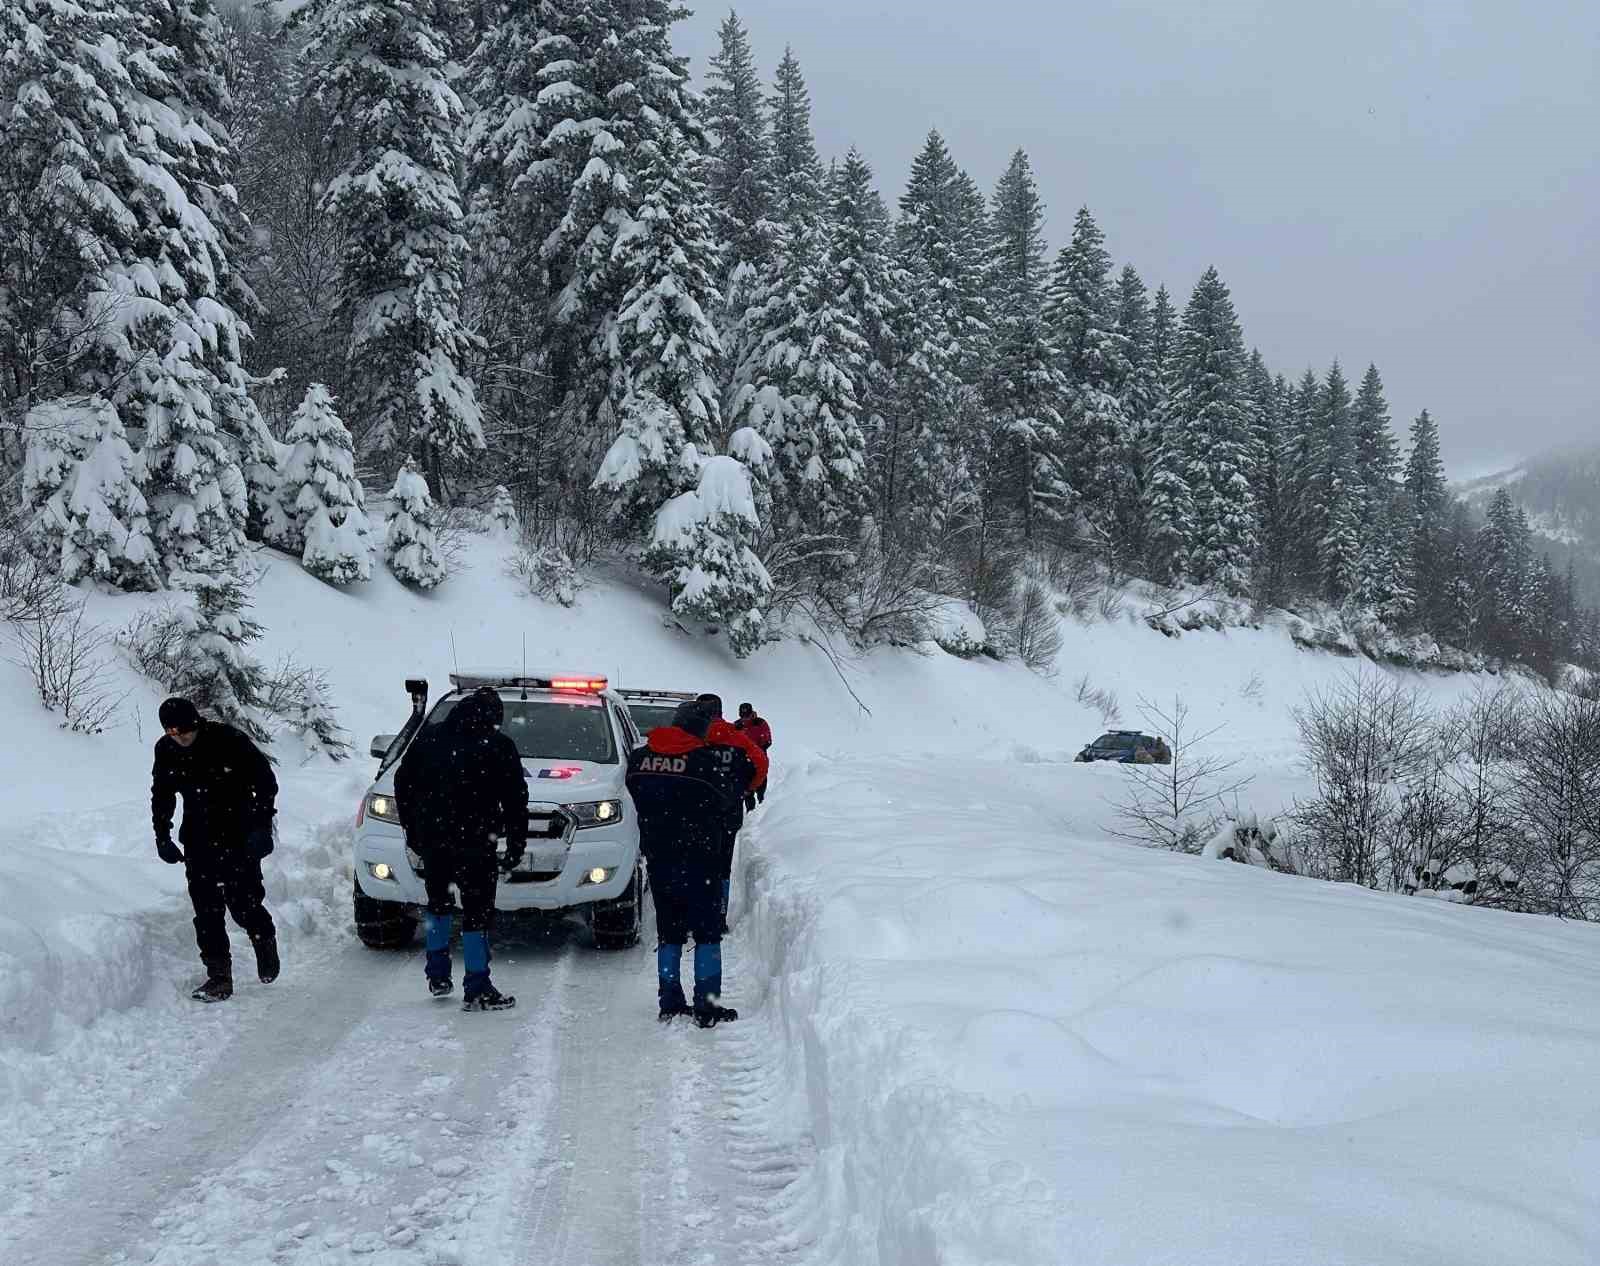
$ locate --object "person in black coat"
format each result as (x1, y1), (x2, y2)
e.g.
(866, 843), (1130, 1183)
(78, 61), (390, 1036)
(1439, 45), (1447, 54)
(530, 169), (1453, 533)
(626, 699), (755, 1027)
(150, 696), (279, 1003)
(394, 687), (528, 1010)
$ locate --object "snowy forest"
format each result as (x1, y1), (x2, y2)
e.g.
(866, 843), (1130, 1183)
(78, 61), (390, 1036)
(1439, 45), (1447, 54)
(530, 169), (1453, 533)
(3, 0), (1597, 681)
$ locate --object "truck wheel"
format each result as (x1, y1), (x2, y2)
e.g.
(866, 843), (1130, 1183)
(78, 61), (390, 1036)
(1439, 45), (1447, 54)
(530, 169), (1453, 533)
(592, 863), (643, 950)
(353, 877), (418, 948)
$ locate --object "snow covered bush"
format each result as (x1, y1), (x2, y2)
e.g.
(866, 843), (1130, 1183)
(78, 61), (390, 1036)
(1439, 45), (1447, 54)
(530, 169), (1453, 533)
(170, 570), (271, 743)
(645, 452), (771, 656)
(507, 539), (582, 608)
(20, 397), (160, 591)
(490, 485), (519, 538)
(273, 385), (373, 585)
(262, 656), (351, 761)
(1201, 812), (1303, 872)
(384, 460), (445, 589)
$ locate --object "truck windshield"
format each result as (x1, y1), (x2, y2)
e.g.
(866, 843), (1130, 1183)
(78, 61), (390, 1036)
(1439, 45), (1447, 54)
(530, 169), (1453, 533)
(626, 702), (682, 733)
(426, 696), (618, 764)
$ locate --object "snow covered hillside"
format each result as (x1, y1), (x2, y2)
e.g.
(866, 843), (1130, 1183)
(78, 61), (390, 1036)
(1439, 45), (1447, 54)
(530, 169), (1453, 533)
(3, 530), (1598, 1265)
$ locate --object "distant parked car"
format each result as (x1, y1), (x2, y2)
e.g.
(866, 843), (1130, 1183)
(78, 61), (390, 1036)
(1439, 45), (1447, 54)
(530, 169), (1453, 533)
(1075, 730), (1172, 764)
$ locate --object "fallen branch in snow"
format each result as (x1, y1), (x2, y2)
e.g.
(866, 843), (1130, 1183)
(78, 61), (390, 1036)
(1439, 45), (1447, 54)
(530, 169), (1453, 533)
(798, 629), (872, 719)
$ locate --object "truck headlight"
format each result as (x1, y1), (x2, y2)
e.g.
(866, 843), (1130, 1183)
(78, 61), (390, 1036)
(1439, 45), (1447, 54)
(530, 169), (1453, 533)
(579, 866), (617, 886)
(366, 793), (401, 824)
(367, 861), (396, 882)
(569, 800), (622, 829)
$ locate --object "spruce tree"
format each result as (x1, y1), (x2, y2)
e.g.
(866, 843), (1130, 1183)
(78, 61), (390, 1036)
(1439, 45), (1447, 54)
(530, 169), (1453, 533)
(645, 454), (772, 655)
(275, 384), (373, 584)
(1045, 207), (1131, 546)
(1403, 409), (1448, 625)
(136, 352), (250, 583)
(293, 0), (484, 477)
(703, 10), (776, 276)
(986, 151), (1069, 540)
(385, 459), (445, 589)
(597, 125), (725, 532)
(176, 570), (271, 742)
(22, 397), (161, 591)
(1167, 268), (1254, 593)
(768, 45), (820, 228)
(1352, 363), (1401, 517)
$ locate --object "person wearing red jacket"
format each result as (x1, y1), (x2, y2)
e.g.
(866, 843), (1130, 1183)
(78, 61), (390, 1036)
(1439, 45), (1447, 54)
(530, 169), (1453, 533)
(734, 703), (772, 810)
(697, 693), (766, 931)
(626, 700), (756, 1025)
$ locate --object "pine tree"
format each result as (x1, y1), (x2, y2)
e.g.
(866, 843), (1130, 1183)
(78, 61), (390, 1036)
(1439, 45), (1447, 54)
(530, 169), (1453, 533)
(385, 459), (445, 589)
(898, 132), (986, 388)
(176, 570), (271, 742)
(136, 352), (250, 583)
(703, 10), (776, 276)
(597, 125), (725, 531)
(1045, 207), (1131, 546)
(293, 0), (484, 477)
(1352, 364), (1401, 516)
(874, 237), (961, 546)
(1403, 409), (1448, 626)
(829, 149), (896, 422)
(3, 0), (258, 585)
(1307, 362), (1358, 601)
(1166, 268), (1254, 593)
(21, 397), (161, 590)
(645, 454), (772, 655)
(768, 45), (820, 229)
(275, 384), (373, 584)
(985, 151), (1069, 540)
(490, 484), (519, 537)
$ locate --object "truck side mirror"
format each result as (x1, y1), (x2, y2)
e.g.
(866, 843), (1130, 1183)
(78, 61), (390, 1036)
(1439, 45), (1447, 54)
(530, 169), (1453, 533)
(370, 734), (398, 760)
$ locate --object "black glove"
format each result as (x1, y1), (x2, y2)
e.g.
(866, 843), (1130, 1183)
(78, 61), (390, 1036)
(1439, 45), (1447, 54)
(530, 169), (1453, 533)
(501, 839), (526, 872)
(247, 821), (275, 859)
(156, 835), (184, 865)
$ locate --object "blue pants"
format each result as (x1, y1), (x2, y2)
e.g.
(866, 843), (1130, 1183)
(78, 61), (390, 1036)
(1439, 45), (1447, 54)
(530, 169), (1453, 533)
(649, 861), (723, 1009)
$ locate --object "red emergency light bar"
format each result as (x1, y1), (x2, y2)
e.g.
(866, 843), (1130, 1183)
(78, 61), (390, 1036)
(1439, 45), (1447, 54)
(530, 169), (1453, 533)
(449, 671), (608, 693)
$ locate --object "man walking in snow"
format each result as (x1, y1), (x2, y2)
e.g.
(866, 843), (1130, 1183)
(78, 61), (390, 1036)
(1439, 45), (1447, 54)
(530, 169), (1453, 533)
(627, 699), (756, 1027)
(151, 696), (280, 1003)
(394, 686), (527, 1011)
(695, 693), (768, 932)
(734, 702), (773, 811)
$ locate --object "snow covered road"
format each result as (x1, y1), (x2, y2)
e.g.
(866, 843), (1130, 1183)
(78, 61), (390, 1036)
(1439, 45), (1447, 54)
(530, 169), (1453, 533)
(4, 909), (797, 1266)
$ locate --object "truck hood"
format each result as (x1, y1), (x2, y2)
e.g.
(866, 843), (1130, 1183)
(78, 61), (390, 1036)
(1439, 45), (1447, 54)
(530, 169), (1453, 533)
(520, 759), (623, 799)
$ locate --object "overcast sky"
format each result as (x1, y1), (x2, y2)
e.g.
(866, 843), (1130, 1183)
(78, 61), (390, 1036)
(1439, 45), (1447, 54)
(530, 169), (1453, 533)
(676, 0), (1599, 478)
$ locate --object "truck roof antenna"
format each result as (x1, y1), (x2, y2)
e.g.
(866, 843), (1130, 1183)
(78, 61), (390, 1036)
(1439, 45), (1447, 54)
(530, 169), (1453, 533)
(521, 633), (528, 700)
(450, 628), (459, 676)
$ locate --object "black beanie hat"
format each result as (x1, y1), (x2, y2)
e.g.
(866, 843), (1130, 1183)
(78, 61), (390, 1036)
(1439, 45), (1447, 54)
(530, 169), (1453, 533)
(696, 692), (724, 718)
(672, 699), (715, 738)
(159, 696), (201, 733)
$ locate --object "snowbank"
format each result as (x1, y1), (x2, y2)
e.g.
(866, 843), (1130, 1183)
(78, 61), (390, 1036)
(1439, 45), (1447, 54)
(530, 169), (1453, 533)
(739, 754), (1600, 1265)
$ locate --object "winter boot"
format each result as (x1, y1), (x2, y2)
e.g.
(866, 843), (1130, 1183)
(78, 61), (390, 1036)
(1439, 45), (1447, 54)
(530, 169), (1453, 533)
(192, 970), (233, 1003)
(252, 933), (280, 984)
(658, 979), (692, 1023)
(429, 977), (455, 998)
(691, 943), (734, 1026)
(461, 986), (516, 1012)
(694, 1002), (739, 1028)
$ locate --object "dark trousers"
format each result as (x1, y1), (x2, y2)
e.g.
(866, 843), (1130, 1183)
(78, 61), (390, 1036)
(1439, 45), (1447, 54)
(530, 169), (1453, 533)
(421, 847), (500, 994)
(650, 860), (724, 1008)
(421, 848), (499, 933)
(185, 848), (275, 975)
(743, 781), (766, 812)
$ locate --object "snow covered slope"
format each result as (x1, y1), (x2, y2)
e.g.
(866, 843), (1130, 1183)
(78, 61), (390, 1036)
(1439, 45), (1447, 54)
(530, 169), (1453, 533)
(3, 529), (1597, 1264)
